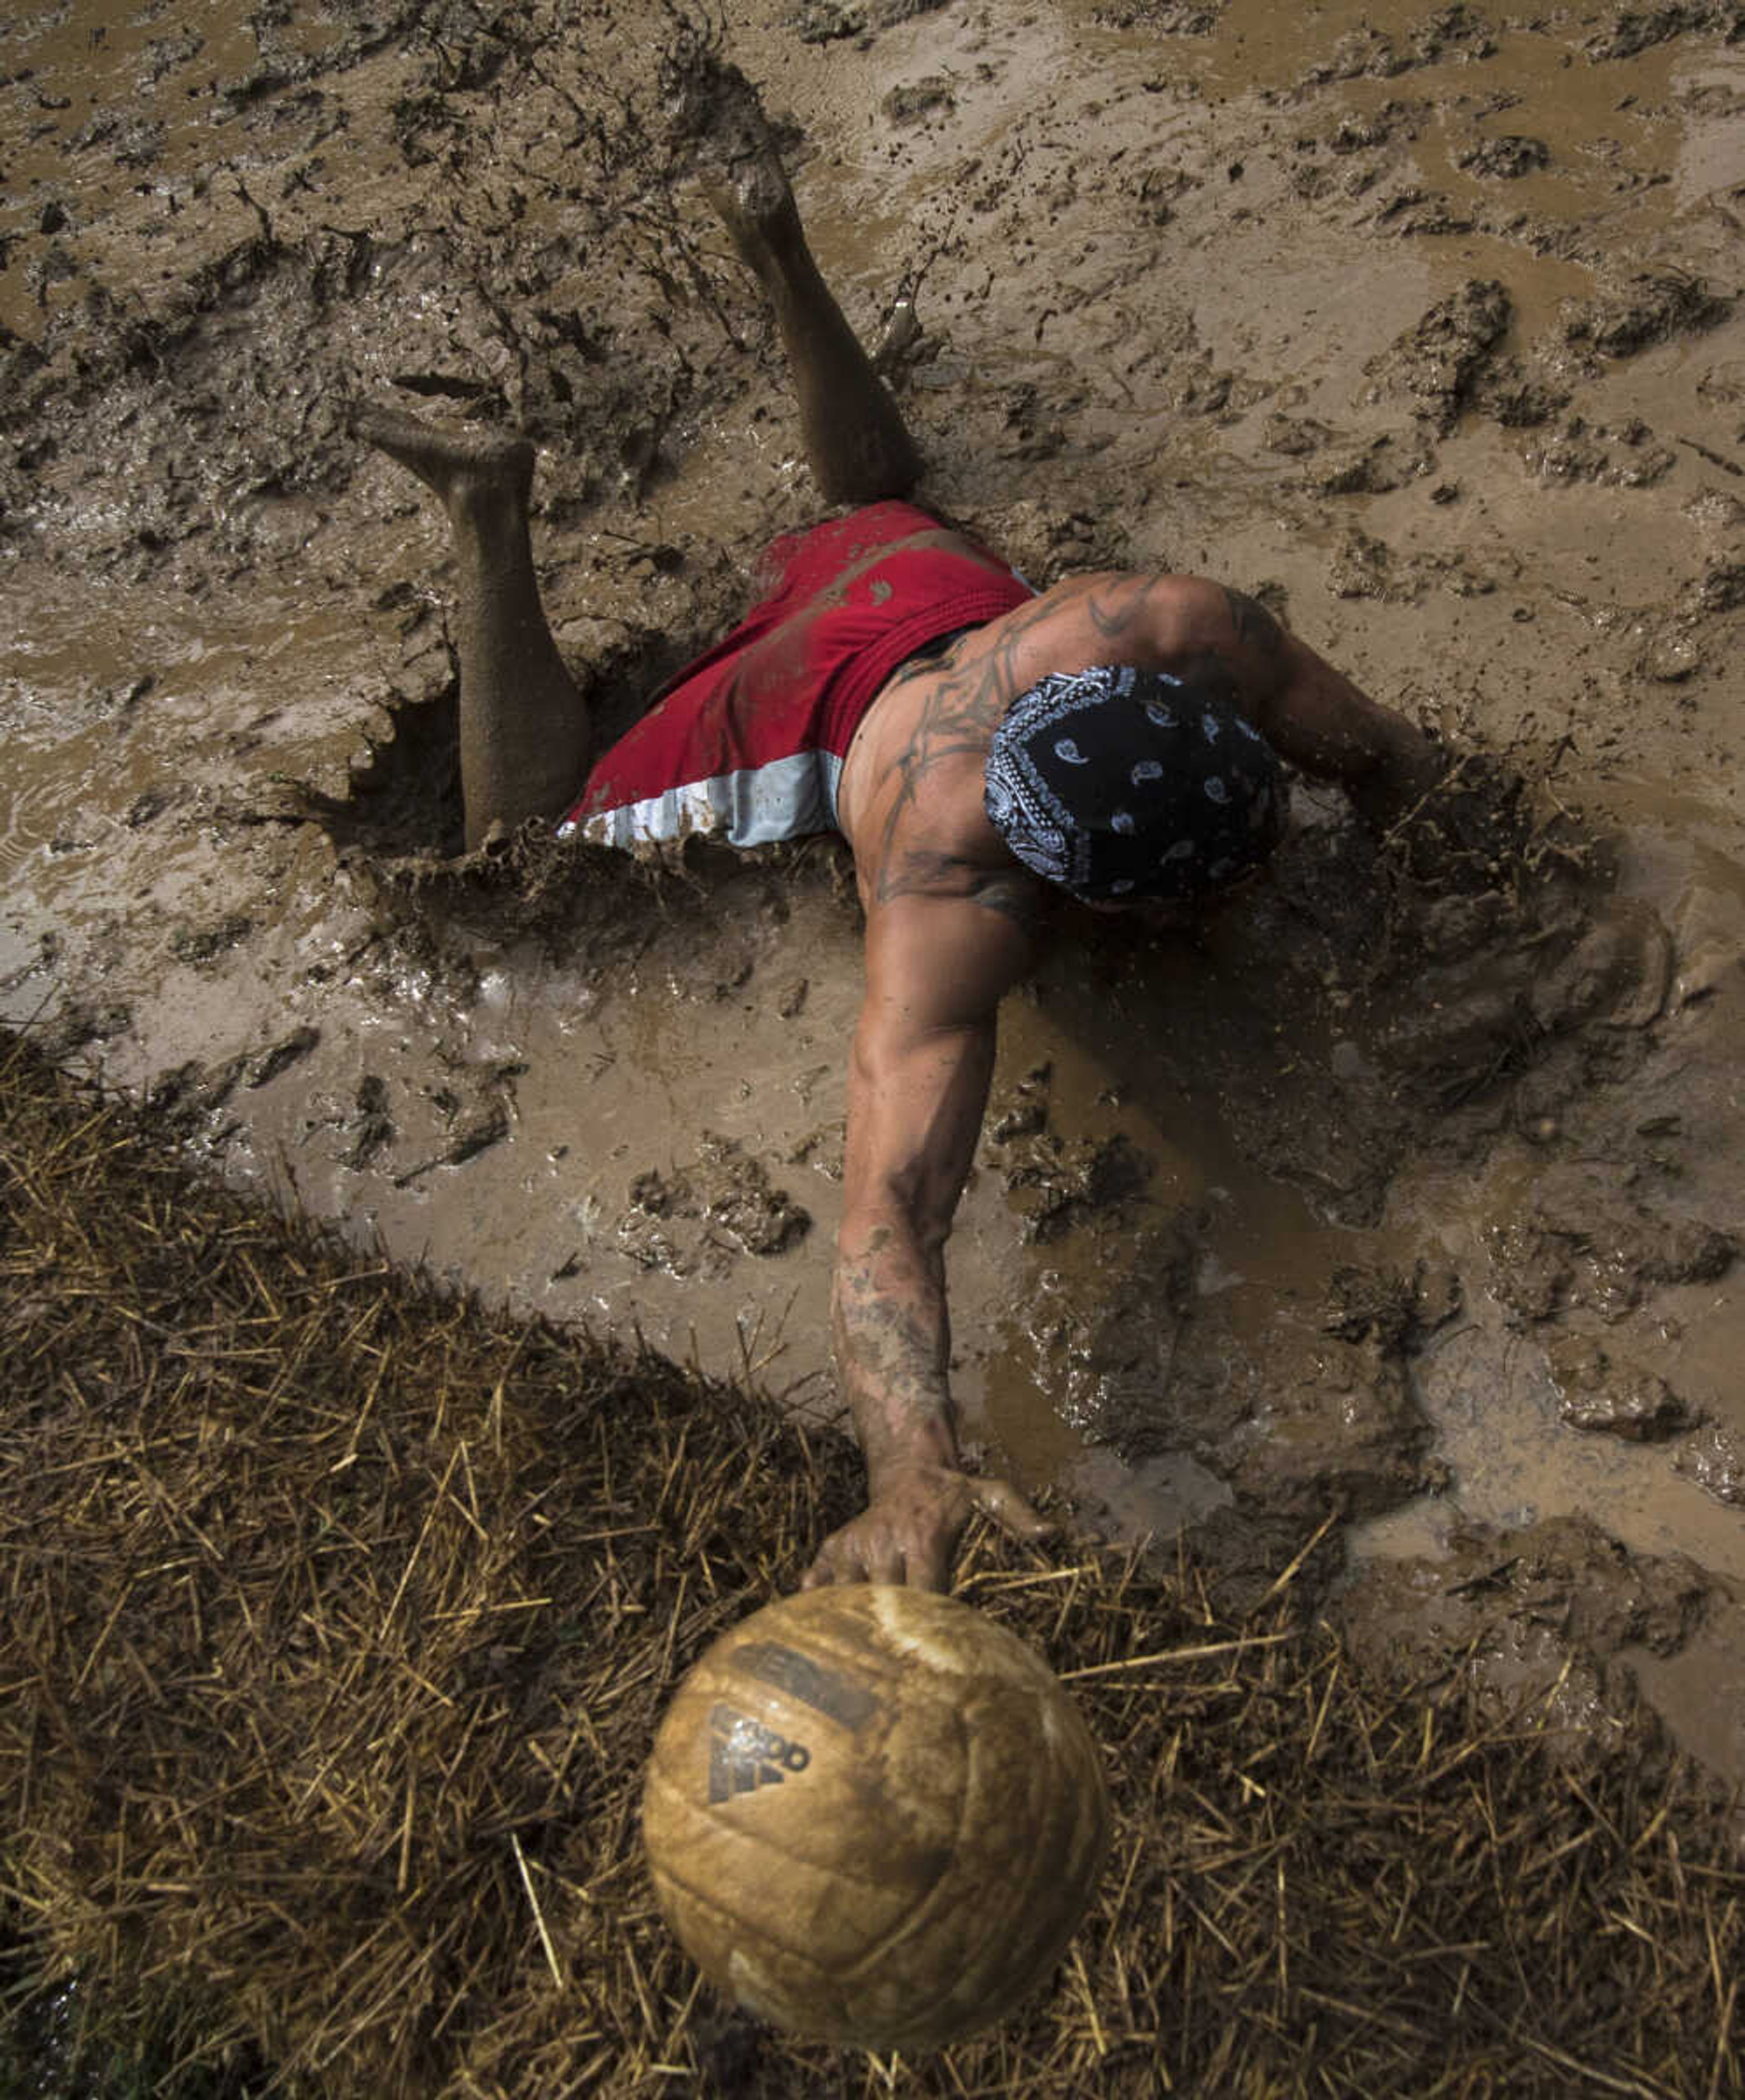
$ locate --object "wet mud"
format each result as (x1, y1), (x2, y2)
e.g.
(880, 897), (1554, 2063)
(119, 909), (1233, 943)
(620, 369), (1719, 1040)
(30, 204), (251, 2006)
(2, 0), (1743, 1779)
(1340, 1511), (1711, 1768)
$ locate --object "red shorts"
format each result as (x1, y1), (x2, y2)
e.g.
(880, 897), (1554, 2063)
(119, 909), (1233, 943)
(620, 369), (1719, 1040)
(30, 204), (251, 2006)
(558, 502), (1033, 850)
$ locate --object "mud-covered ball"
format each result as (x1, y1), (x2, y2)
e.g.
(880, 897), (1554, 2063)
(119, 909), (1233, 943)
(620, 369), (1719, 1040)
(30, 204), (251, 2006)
(642, 1585), (1108, 2052)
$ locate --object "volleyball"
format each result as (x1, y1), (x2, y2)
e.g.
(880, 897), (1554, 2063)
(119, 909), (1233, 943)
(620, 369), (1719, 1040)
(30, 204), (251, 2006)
(642, 1583), (1108, 2051)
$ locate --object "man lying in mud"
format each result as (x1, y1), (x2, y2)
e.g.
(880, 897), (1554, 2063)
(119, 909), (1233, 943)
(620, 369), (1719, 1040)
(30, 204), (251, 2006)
(354, 58), (1446, 1593)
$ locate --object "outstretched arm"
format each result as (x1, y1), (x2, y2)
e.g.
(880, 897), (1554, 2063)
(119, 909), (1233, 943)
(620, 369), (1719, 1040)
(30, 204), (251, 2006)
(1134, 576), (1447, 827)
(1235, 601), (1446, 826)
(807, 889), (1051, 1589)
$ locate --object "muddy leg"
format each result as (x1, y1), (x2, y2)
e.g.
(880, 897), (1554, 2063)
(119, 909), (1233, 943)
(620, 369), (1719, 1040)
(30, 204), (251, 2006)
(353, 404), (591, 852)
(673, 58), (922, 505)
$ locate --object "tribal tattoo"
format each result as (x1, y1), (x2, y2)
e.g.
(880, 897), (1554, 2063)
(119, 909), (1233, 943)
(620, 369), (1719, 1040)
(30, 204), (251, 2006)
(868, 588), (1069, 905)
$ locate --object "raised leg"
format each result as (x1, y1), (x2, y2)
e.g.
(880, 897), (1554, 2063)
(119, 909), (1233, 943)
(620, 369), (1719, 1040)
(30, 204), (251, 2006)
(671, 56), (922, 506)
(352, 404), (591, 852)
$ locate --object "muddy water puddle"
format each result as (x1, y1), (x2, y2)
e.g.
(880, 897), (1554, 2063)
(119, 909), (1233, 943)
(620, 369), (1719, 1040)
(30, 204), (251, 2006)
(1349, 791), (1745, 1777)
(3, 0), (1743, 1778)
(967, 952), (1348, 1525)
(988, 804), (1745, 1556)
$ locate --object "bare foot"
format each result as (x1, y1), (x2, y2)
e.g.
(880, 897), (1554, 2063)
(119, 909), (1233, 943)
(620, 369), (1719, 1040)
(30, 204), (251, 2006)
(349, 400), (534, 522)
(660, 48), (804, 281)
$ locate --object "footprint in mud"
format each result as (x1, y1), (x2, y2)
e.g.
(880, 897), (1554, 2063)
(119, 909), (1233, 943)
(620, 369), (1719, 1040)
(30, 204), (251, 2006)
(998, 1130), (1155, 1245)
(1484, 1161), (1734, 1325)
(1036, 1254), (1439, 1531)
(293, 684), (465, 862)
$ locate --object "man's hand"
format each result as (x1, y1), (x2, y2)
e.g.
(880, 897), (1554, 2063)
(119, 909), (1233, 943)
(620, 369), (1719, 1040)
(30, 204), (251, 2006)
(1348, 724), (1450, 834)
(803, 1460), (1053, 1592)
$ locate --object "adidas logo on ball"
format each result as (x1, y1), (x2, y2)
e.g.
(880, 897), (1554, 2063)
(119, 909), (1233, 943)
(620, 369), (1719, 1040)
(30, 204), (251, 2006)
(707, 1704), (811, 1801)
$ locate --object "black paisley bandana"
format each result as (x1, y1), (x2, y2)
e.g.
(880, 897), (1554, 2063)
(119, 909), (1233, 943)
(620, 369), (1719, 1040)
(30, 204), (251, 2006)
(982, 664), (1286, 903)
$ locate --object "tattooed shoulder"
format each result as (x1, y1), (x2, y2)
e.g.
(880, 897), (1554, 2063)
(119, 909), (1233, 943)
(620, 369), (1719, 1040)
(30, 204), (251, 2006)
(872, 849), (1044, 934)
(1221, 586), (1286, 658)
(874, 846), (971, 906)
(969, 870), (1046, 929)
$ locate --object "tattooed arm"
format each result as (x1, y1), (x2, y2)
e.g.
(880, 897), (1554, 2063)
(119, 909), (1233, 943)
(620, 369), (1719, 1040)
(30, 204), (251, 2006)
(805, 882), (1052, 1590)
